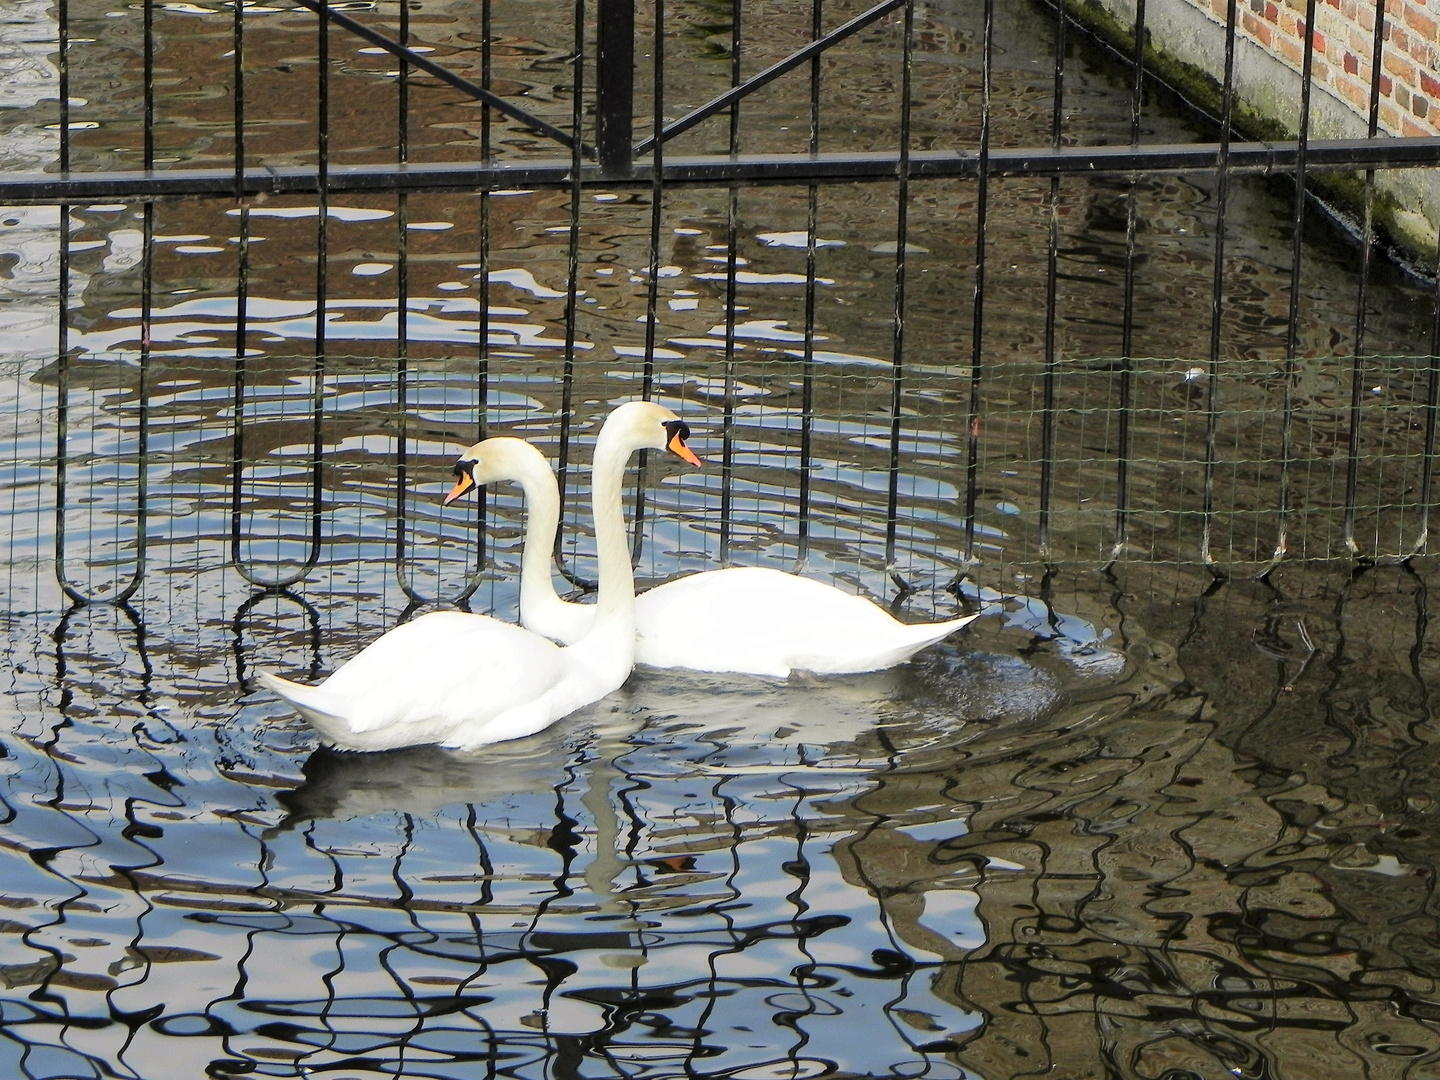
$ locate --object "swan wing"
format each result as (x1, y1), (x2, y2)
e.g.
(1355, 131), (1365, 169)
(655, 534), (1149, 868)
(635, 567), (976, 676)
(276, 612), (567, 744)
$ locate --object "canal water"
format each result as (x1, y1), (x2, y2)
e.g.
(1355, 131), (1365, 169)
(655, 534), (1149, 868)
(4, 0), (1440, 1077)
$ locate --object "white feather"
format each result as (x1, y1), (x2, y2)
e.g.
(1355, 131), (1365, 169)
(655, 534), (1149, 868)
(458, 438), (980, 678)
(258, 402), (694, 752)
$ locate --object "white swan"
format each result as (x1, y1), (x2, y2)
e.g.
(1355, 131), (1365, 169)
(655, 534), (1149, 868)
(256, 401), (700, 752)
(443, 437), (978, 679)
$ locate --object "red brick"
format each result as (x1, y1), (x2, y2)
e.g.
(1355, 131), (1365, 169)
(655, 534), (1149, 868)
(1266, 1), (1280, 19)
(1312, 27), (1329, 51)
(1421, 70), (1440, 97)
(1339, 75), (1371, 106)
(1391, 23), (1410, 51)
(1244, 10), (1275, 42)
(1384, 51), (1417, 81)
(1406, 4), (1438, 36)
(1380, 74), (1394, 95)
(1344, 49), (1360, 72)
(1401, 115), (1432, 136)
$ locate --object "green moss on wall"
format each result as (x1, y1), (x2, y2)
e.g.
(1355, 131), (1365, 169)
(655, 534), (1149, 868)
(1058, 0), (1435, 267)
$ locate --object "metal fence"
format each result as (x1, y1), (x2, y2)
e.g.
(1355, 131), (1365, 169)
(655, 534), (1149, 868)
(3, 0), (1440, 614)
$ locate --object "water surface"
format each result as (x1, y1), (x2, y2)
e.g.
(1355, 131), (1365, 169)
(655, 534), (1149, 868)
(4, 1), (1440, 1076)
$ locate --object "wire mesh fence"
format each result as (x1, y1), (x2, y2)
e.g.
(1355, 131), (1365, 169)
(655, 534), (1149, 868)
(2, 0), (1440, 615)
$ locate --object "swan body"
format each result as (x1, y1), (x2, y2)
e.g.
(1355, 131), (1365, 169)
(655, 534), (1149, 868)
(627, 566), (977, 678)
(256, 613), (571, 752)
(258, 401), (699, 752)
(445, 437), (978, 678)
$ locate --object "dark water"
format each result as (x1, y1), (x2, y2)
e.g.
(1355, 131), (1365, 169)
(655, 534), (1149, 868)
(5, 0), (1440, 1076)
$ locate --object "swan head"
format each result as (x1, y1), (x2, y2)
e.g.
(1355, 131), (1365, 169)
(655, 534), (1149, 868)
(442, 406), (700, 505)
(601, 400), (703, 464)
(442, 437), (547, 506)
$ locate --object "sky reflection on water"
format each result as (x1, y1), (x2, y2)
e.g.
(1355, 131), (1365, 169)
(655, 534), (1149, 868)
(7, 0), (1440, 1076)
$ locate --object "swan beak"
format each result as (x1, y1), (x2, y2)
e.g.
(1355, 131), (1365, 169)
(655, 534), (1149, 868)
(443, 470), (476, 505)
(667, 430), (702, 467)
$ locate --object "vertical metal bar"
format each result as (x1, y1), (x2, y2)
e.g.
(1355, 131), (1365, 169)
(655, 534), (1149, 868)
(596, 0), (635, 175)
(630, 0), (665, 565)
(230, 209), (250, 571)
(883, 0), (915, 594)
(1263, 0), (1318, 575)
(718, 0), (742, 567)
(961, 0), (994, 570)
(1037, 0), (1065, 562)
(130, 201), (153, 604)
(230, 0), (249, 579)
(1417, 245), (1440, 554)
(59, 0), (69, 174)
(233, 0), (244, 196)
(1110, 0), (1146, 563)
(719, 189), (738, 566)
(310, 4), (330, 571)
(480, 0), (493, 158)
(553, 0), (586, 582)
(728, 0), (742, 149)
(144, 0), (155, 167)
(396, 0), (418, 599)
(398, 0), (409, 164)
(137, 0), (155, 603)
(1198, 0), (1238, 571)
(472, 0), (494, 586)
(54, 0), (73, 597)
(232, 4), (325, 588)
(795, 0), (823, 569)
(54, 202), (72, 595)
(230, 0), (250, 579)
(1342, 0), (1389, 554)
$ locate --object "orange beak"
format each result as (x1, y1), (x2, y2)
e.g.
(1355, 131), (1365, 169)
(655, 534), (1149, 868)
(667, 431), (702, 467)
(443, 471), (476, 505)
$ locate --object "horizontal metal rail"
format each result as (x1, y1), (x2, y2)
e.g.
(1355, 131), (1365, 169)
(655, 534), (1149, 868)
(6, 137), (1439, 202)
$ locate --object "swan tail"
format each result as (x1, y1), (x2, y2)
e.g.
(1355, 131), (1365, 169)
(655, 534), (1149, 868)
(866, 611), (983, 669)
(255, 669), (355, 744)
(792, 611), (982, 675)
(887, 613), (979, 656)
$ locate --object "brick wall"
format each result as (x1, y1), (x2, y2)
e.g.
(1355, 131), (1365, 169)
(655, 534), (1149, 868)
(1080, 0), (1440, 256)
(1224, 0), (1440, 138)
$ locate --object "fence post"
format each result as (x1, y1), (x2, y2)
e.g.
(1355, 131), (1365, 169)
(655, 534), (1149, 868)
(596, 0), (635, 176)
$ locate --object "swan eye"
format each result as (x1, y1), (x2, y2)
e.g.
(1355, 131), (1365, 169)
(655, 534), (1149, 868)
(452, 459), (476, 478)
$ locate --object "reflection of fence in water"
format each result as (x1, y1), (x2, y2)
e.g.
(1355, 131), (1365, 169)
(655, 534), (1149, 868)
(3, 562), (1440, 1074)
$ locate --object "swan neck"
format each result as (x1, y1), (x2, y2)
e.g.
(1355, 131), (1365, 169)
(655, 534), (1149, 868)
(513, 449), (565, 621)
(587, 431), (638, 630)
